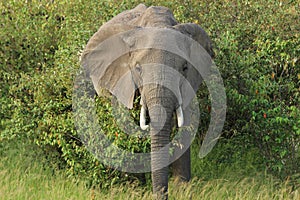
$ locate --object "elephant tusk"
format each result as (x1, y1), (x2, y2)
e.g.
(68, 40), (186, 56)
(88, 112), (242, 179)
(176, 106), (184, 127)
(140, 106), (149, 130)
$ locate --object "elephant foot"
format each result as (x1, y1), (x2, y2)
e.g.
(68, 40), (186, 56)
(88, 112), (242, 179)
(153, 189), (168, 200)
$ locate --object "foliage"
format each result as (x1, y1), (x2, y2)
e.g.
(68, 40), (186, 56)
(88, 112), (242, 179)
(207, 0), (300, 178)
(1, 0), (299, 188)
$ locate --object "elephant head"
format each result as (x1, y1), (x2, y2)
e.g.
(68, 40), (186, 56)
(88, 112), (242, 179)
(81, 4), (214, 199)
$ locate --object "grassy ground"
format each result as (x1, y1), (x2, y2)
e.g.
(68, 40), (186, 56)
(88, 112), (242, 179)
(0, 139), (299, 200)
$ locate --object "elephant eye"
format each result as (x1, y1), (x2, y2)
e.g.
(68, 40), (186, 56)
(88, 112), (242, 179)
(182, 63), (188, 72)
(135, 64), (142, 74)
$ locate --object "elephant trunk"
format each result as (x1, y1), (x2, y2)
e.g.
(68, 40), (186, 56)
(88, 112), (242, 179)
(143, 86), (177, 199)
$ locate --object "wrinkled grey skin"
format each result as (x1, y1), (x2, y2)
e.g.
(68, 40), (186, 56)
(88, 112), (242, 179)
(81, 4), (214, 199)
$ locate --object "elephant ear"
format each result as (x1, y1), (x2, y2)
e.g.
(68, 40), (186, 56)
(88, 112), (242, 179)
(173, 23), (214, 126)
(81, 24), (137, 109)
(173, 23), (214, 58)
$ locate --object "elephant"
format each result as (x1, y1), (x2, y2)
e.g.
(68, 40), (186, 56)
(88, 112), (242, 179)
(81, 4), (215, 199)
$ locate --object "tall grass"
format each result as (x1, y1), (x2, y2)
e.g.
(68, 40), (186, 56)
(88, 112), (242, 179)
(0, 140), (91, 200)
(0, 140), (298, 200)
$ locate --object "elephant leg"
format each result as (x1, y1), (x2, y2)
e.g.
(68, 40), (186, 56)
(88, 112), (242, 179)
(135, 173), (146, 185)
(171, 130), (192, 182)
(171, 147), (191, 182)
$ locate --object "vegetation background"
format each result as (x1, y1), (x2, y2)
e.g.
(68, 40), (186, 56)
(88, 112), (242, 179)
(0, 0), (299, 199)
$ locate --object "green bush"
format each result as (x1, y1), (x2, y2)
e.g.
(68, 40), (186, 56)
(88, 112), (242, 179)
(210, 1), (300, 178)
(1, 0), (299, 187)
(1, 0), (60, 137)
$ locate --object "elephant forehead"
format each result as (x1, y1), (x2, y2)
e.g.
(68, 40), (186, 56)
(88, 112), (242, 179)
(141, 63), (182, 79)
(126, 28), (211, 77)
(132, 48), (185, 67)
(120, 28), (177, 48)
